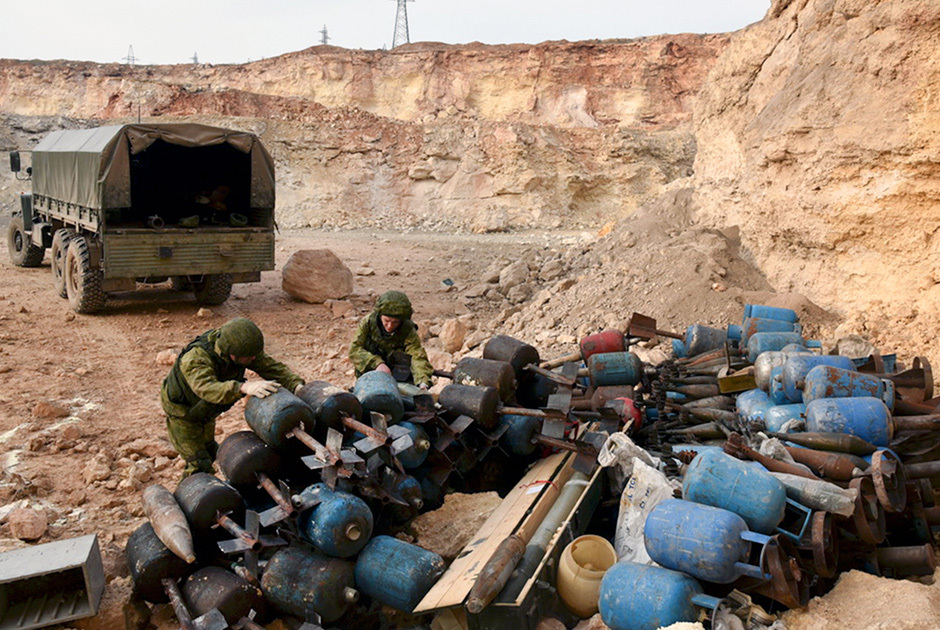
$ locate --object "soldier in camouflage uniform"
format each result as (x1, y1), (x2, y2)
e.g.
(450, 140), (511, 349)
(161, 317), (304, 478)
(349, 290), (434, 388)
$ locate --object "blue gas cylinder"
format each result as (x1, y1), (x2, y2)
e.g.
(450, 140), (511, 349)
(354, 535), (445, 613)
(244, 388), (317, 450)
(769, 366), (789, 405)
(297, 483), (374, 558)
(499, 414), (541, 456)
(804, 397), (893, 446)
(746, 332), (807, 363)
(742, 317), (801, 346)
(683, 324), (729, 357)
(672, 339), (687, 358)
(742, 304), (799, 324)
(587, 352), (644, 388)
(682, 448), (787, 534)
(644, 499), (770, 583)
(353, 370), (404, 423)
(737, 388), (774, 423)
(782, 355), (857, 403)
(803, 365), (896, 411)
(598, 562), (703, 630)
(395, 421), (431, 469)
(764, 403), (807, 432)
(261, 546), (358, 623)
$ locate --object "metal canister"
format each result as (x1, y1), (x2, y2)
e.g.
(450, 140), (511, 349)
(599, 562), (703, 630)
(174, 473), (244, 532)
(803, 365), (896, 411)
(781, 355), (857, 403)
(742, 317), (801, 345)
(483, 335), (540, 378)
(297, 483), (374, 558)
(499, 414), (541, 456)
(682, 448), (787, 535)
(438, 384), (500, 430)
(644, 499), (770, 584)
(764, 403), (807, 433)
(217, 431), (281, 486)
(736, 388), (774, 424)
(353, 370), (404, 423)
(746, 332), (807, 363)
(755, 350), (813, 392)
(354, 535), (446, 613)
(579, 329), (626, 362)
(742, 304), (799, 324)
(395, 421), (431, 469)
(388, 474), (425, 523)
(245, 388), (317, 449)
(682, 324), (729, 358)
(804, 397), (893, 446)
(181, 566), (264, 624)
(297, 380), (363, 437)
(587, 352), (644, 388)
(126, 522), (190, 604)
(261, 546), (358, 623)
(454, 357), (516, 403)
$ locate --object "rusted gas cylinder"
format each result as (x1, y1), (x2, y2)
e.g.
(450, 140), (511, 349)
(741, 317), (801, 346)
(297, 380), (363, 438)
(746, 332), (807, 363)
(599, 562), (703, 630)
(174, 473), (244, 532)
(755, 350), (813, 392)
(261, 546), (358, 623)
(182, 566), (264, 624)
(126, 522), (190, 603)
(389, 474), (425, 523)
(742, 304), (799, 324)
(764, 403), (807, 433)
(500, 414), (541, 456)
(438, 384), (500, 430)
(803, 366), (896, 410)
(454, 357), (516, 403)
(587, 352), (644, 388)
(245, 388), (317, 449)
(682, 324), (732, 358)
(781, 355), (857, 403)
(579, 330), (625, 362)
(804, 397), (893, 446)
(354, 535), (446, 613)
(396, 421), (431, 469)
(217, 431), (281, 486)
(353, 370), (404, 423)
(483, 334), (540, 378)
(297, 483), (374, 558)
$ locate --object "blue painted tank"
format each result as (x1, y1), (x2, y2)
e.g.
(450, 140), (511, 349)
(737, 388), (774, 423)
(353, 370), (404, 423)
(244, 388), (317, 450)
(742, 304), (799, 324)
(746, 332), (807, 363)
(683, 324), (730, 357)
(803, 365), (896, 411)
(682, 448), (787, 534)
(804, 397), (893, 446)
(769, 366), (789, 405)
(764, 403), (807, 432)
(672, 338), (687, 358)
(644, 499), (769, 583)
(499, 414), (541, 456)
(389, 474), (425, 522)
(261, 546), (358, 623)
(354, 535), (446, 613)
(598, 562), (703, 630)
(782, 355), (857, 403)
(587, 352), (644, 388)
(395, 421), (431, 469)
(755, 350), (811, 392)
(742, 317), (801, 345)
(297, 483), (374, 558)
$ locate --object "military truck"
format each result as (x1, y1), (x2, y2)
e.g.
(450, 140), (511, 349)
(6, 123), (277, 313)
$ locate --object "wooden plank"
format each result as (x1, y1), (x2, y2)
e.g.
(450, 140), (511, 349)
(413, 452), (568, 613)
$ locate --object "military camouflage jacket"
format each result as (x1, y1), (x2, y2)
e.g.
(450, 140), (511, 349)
(348, 312), (433, 386)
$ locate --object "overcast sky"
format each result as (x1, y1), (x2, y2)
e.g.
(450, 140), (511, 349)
(2, 1), (770, 66)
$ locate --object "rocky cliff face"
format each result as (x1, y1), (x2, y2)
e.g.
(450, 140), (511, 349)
(692, 0), (940, 355)
(0, 35), (728, 231)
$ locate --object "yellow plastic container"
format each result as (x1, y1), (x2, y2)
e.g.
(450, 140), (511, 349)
(556, 534), (618, 618)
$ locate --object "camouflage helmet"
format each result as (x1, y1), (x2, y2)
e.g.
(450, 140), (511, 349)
(375, 290), (413, 320)
(216, 317), (264, 358)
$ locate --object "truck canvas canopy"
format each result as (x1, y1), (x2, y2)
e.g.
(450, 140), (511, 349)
(30, 123), (276, 211)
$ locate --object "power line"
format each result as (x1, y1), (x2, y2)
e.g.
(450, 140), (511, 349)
(122, 45), (136, 65)
(391, 0), (414, 48)
(191, 52), (199, 64)
(320, 25), (330, 46)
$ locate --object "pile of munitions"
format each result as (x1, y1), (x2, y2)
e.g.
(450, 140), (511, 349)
(125, 304), (940, 630)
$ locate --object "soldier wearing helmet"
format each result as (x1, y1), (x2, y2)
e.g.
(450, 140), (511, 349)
(161, 317), (304, 478)
(349, 290), (433, 388)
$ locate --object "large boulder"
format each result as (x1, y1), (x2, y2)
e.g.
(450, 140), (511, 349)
(282, 249), (354, 304)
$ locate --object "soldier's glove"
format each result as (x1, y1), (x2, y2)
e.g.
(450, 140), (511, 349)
(241, 380), (280, 399)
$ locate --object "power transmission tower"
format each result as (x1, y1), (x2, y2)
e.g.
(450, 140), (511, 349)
(191, 52), (199, 64)
(391, 0), (414, 48)
(320, 25), (330, 45)
(123, 45), (136, 65)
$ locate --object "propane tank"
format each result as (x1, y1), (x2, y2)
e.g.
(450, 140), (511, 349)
(764, 403), (807, 433)
(499, 414), (541, 456)
(438, 384), (500, 430)
(804, 397), (893, 446)
(353, 370), (404, 423)
(453, 357), (516, 403)
(354, 535), (445, 613)
(742, 317), (802, 345)
(587, 352), (644, 388)
(297, 483), (374, 558)
(174, 473), (244, 532)
(181, 566), (264, 624)
(736, 388), (774, 424)
(781, 355), (857, 403)
(395, 421), (431, 469)
(579, 330), (626, 362)
(482, 335), (540, 378)
(244, 388), (317, 450)
(126, 522), (191, 604)
(803, 366), (896, 411)
(261, 546), (357, 622)
(216, 431), (282, 487)
(742, 304), (799, 324)
(682, 324), (732, 358)
(599, 562), (703, 630)
(746, 332), (807, 363)
(296, 380), (363, 438)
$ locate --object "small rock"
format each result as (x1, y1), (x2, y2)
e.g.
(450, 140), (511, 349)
(8, 508), (47, 541)
(32, 401), (69, 419)
(330, 300), (355, 318)
(82, 453), (113, 484)
(711, 282), (727, 292)
(356, 267), (376, 276)
(74, 367), (89, 376)
(439, 319), (468, 353)
(18, 306), (28, 314)
(156, 349), (178, 365)
(498, 260), (530, 293)
(196, 307), (213, 318)
(64, 312), (76, 322)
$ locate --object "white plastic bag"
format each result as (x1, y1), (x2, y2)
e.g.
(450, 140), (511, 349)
(598, 432), (660, 494)
(614, 459), (680, 563)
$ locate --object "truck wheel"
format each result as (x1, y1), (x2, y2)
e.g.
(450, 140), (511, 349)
(7, 215), (45, 267)
(51, 229), (76, 298)
(193, 274), (233, 306)
(64, 236), (106, 314)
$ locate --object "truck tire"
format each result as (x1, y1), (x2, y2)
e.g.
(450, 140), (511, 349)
(51, 229), (76, 298)
(64, 236), (106, 314)
(193, 274), (233, 306)
(7, 215), (45, 267)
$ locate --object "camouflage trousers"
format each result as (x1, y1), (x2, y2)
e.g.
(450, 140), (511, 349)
(166, 414), (220, 479)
